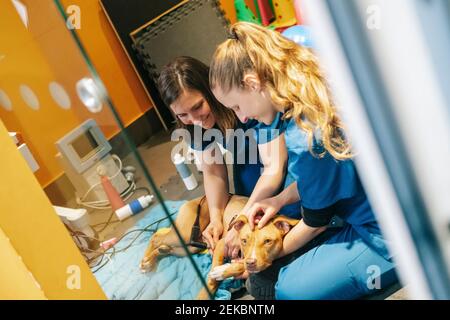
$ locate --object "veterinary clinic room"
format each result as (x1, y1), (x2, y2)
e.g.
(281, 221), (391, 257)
(0, 0), (449, 302)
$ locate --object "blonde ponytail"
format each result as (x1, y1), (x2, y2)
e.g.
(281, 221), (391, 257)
(210, 22), (352, 160)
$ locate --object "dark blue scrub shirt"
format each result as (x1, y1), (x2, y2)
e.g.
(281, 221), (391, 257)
(258, 113), (392, 261)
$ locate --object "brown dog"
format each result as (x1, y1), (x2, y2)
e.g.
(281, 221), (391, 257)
(220, 214), (299, 275)
(139, 195), (298, 299)
(139, 195), (247, 298)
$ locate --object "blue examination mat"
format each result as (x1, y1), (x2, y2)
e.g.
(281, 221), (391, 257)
(93, 200), (242, 300)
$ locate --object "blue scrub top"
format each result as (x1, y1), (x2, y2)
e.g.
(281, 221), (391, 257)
(268, 113), (392, 261)
(189, 120), (264, 197)
(253, 113), (302, 216)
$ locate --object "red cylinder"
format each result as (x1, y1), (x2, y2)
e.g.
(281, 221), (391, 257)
(100, 175), (125, 211)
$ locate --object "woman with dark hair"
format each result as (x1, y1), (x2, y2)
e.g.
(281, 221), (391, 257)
(157, 56), (291, 260)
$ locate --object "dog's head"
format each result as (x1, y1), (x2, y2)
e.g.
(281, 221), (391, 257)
(230, 214), (298, 273)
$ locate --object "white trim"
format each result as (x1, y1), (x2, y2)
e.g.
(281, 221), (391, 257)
(355, 0), (450, 273)
(302, 0), (431, 299)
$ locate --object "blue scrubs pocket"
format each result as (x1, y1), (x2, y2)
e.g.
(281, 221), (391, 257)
(346, 245), (398, 298)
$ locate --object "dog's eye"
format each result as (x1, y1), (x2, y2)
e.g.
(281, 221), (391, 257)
(241, 239), (247, 245)
(264, 239), (272, 245)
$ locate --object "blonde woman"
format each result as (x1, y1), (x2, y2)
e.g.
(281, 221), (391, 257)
(209, 22), (398, 300)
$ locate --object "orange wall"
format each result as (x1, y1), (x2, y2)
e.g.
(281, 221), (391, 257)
(221, 0), (237, 23)
(0, 227), (47, 299)
(0, 120), (106, 299)
(0, 0), (238, 188)
(60, 0), (152, 117)
(0, 0), (150, 187)
(0, 0), (86, 187)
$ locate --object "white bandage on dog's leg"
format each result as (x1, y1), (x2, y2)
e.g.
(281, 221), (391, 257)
(209, 263), (232, 281)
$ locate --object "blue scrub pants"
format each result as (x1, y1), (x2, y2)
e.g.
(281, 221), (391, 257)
(275, 224), (398, 300)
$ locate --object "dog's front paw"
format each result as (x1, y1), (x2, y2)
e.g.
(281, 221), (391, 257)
(209, 263), (231, 281)
(139, 255), (157, 273)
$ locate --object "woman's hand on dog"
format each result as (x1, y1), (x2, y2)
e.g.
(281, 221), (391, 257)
(224, 228), (241, 259)
(202, 220), (223, 251)
(247, 197), (282, 230)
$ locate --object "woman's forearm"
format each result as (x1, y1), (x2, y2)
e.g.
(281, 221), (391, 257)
(203, 164), (230, 222)
(279, 220), (327, 257)
(243, 134), (287, 214)
(273, 182), (300, 208)
(242, 169), (285, 214)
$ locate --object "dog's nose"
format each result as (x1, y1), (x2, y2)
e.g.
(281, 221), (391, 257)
(245, 259), (257, 268)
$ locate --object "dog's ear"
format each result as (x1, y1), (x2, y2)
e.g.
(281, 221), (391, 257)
(228, 214), (248, 232)
(272, 216), (299, 236)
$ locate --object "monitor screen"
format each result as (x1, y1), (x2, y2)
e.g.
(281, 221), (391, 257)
(70, 130), (100, 161)
(56, 119), (111, 173)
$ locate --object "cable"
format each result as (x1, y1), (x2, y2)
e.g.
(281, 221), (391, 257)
(78, 181), (135, 209)
(89, 212), (178, 273)
(133, 186), (152, 196)
(92, 210), (117, 234)
(89, 253), (105, 269)
(90, 185), (152, 232)
(75, 214), (172, 268)
(76, 155), (138, 209)
(79, 154), (123, 200)
(91, 247), (116, 273)
(70, 181), (166, 272)
(78, 181), (136, 210)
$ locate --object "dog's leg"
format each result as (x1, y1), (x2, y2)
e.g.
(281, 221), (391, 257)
(196, 262), (246, 300)
(221, 262), (246, 279)
(197, 196), (249, 300)
(140, 197), (210, 272)
(140, 229), (203, 272)
(139, 244), (173, 272)
(196, 238), (227, 300)
(140, 227), (174, 272)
